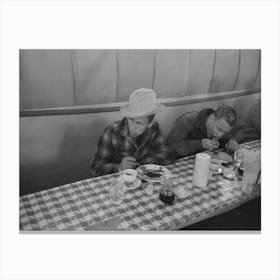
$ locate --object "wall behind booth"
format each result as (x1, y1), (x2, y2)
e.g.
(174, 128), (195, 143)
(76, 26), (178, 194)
(20, 50), (261, 196)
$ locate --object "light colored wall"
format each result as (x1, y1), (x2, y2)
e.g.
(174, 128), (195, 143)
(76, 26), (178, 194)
(20, 93), (260, 195)
(20, 50), (74, 109)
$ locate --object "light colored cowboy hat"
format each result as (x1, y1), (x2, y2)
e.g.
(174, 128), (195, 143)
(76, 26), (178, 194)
(120, 88), (166, 118)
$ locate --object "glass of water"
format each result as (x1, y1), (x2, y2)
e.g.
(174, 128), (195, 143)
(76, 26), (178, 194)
(109, 178), (125, 205)
(234, 148), (244, 168)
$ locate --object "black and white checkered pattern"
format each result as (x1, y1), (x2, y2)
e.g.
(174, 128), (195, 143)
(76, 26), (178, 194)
(20, 140), (261, 231)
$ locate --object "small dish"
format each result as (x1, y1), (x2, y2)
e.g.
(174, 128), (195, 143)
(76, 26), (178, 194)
(215, 151), (233, 163)
(173, 185), (192, 199)
(124, 177), (142, 190)
(210, 159), (222, 171)
(136, 164), (171, 182)
(205, 150), (233, 163)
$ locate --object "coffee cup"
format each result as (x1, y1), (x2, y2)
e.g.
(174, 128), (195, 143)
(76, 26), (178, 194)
(121, 169), (137, 187)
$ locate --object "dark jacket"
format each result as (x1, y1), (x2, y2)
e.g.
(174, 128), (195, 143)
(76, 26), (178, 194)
(234, 101), (261, 143)
(167, 108), (232, 158)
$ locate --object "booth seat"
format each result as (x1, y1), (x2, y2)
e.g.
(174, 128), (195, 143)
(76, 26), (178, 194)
(20, 93), (260, 195)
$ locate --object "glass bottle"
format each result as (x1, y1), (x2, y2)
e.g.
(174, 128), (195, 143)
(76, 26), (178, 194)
(234, 148), (245, 179)
(234, 148), (244, 168)
(159, 175), (175, 205)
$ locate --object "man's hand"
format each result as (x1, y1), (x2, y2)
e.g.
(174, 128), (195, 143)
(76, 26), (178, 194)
(118, 157), (138, 171)
(225, 139), (239, 152)
(202, 138), (219, 151)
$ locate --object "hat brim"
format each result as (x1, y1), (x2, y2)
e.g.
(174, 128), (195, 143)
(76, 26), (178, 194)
(120, 103), (166, 118)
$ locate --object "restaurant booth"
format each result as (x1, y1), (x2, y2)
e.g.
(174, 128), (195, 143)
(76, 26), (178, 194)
(20, 49), (261, 231)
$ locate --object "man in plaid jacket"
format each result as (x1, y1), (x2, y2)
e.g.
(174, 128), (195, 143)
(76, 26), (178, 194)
(91, 89), (175, 177)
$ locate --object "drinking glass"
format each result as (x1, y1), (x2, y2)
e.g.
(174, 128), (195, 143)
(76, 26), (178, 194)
(234, 148), (244, 168)
(109, 178), (125, 205)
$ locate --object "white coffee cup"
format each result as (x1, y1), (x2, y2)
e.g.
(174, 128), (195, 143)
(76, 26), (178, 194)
(121, 169), (137, 186)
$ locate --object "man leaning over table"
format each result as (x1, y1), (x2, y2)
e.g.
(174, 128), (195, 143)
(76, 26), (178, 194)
(90, 88), (175, 177)
(234, 99), (261, 144)
(166, 106), (239, 158)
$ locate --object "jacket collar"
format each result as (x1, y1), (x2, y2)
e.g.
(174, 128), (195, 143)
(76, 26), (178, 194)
(194, 108), (214, 135)
(118, 118), (130, 137)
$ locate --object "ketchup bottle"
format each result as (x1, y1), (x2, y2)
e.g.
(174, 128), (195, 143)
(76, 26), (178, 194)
(159, 175), (175, 205)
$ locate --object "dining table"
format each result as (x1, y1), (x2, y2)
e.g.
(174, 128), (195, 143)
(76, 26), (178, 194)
(20, 140), (261, 231)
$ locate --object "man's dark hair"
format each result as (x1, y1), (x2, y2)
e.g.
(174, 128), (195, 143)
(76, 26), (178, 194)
(214, 106), (237, 127)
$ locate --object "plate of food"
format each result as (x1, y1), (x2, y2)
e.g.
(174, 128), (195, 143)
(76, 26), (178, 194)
(204, 150), (233, 163)
(136, 164), (171, 182)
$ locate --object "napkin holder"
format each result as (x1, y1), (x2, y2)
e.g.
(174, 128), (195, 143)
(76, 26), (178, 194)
(192, 153), (211, 188)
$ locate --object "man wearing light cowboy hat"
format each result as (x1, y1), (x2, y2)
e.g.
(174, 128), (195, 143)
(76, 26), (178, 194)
(91, 88), (175, 177)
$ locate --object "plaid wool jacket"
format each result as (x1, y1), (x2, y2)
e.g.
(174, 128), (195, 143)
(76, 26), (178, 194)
(91, 118), (175, 177)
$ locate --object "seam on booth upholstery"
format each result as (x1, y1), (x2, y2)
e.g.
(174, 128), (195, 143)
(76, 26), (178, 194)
(19, 50), (24, 110)
(208, 49), (217, 93)
(152, 50), (157, 90)
(254, 50), (261, 88)
(185, 49), (191, 96)
(69, 50), (77, 106)
(115, 50), (120, 102)
(232, 49), (241, 91)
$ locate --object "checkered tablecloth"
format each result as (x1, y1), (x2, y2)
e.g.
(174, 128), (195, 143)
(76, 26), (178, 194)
(20, 140), (261, 231)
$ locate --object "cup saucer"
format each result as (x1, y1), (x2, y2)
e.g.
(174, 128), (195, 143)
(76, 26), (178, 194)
(173, 185), (192, 199)
(124, 178), (141, 190)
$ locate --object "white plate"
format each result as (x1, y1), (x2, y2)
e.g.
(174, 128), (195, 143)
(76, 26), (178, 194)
(136, 164), (171, 182)
(124, 178), (142, 190)
(205, 150), (233, 163)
